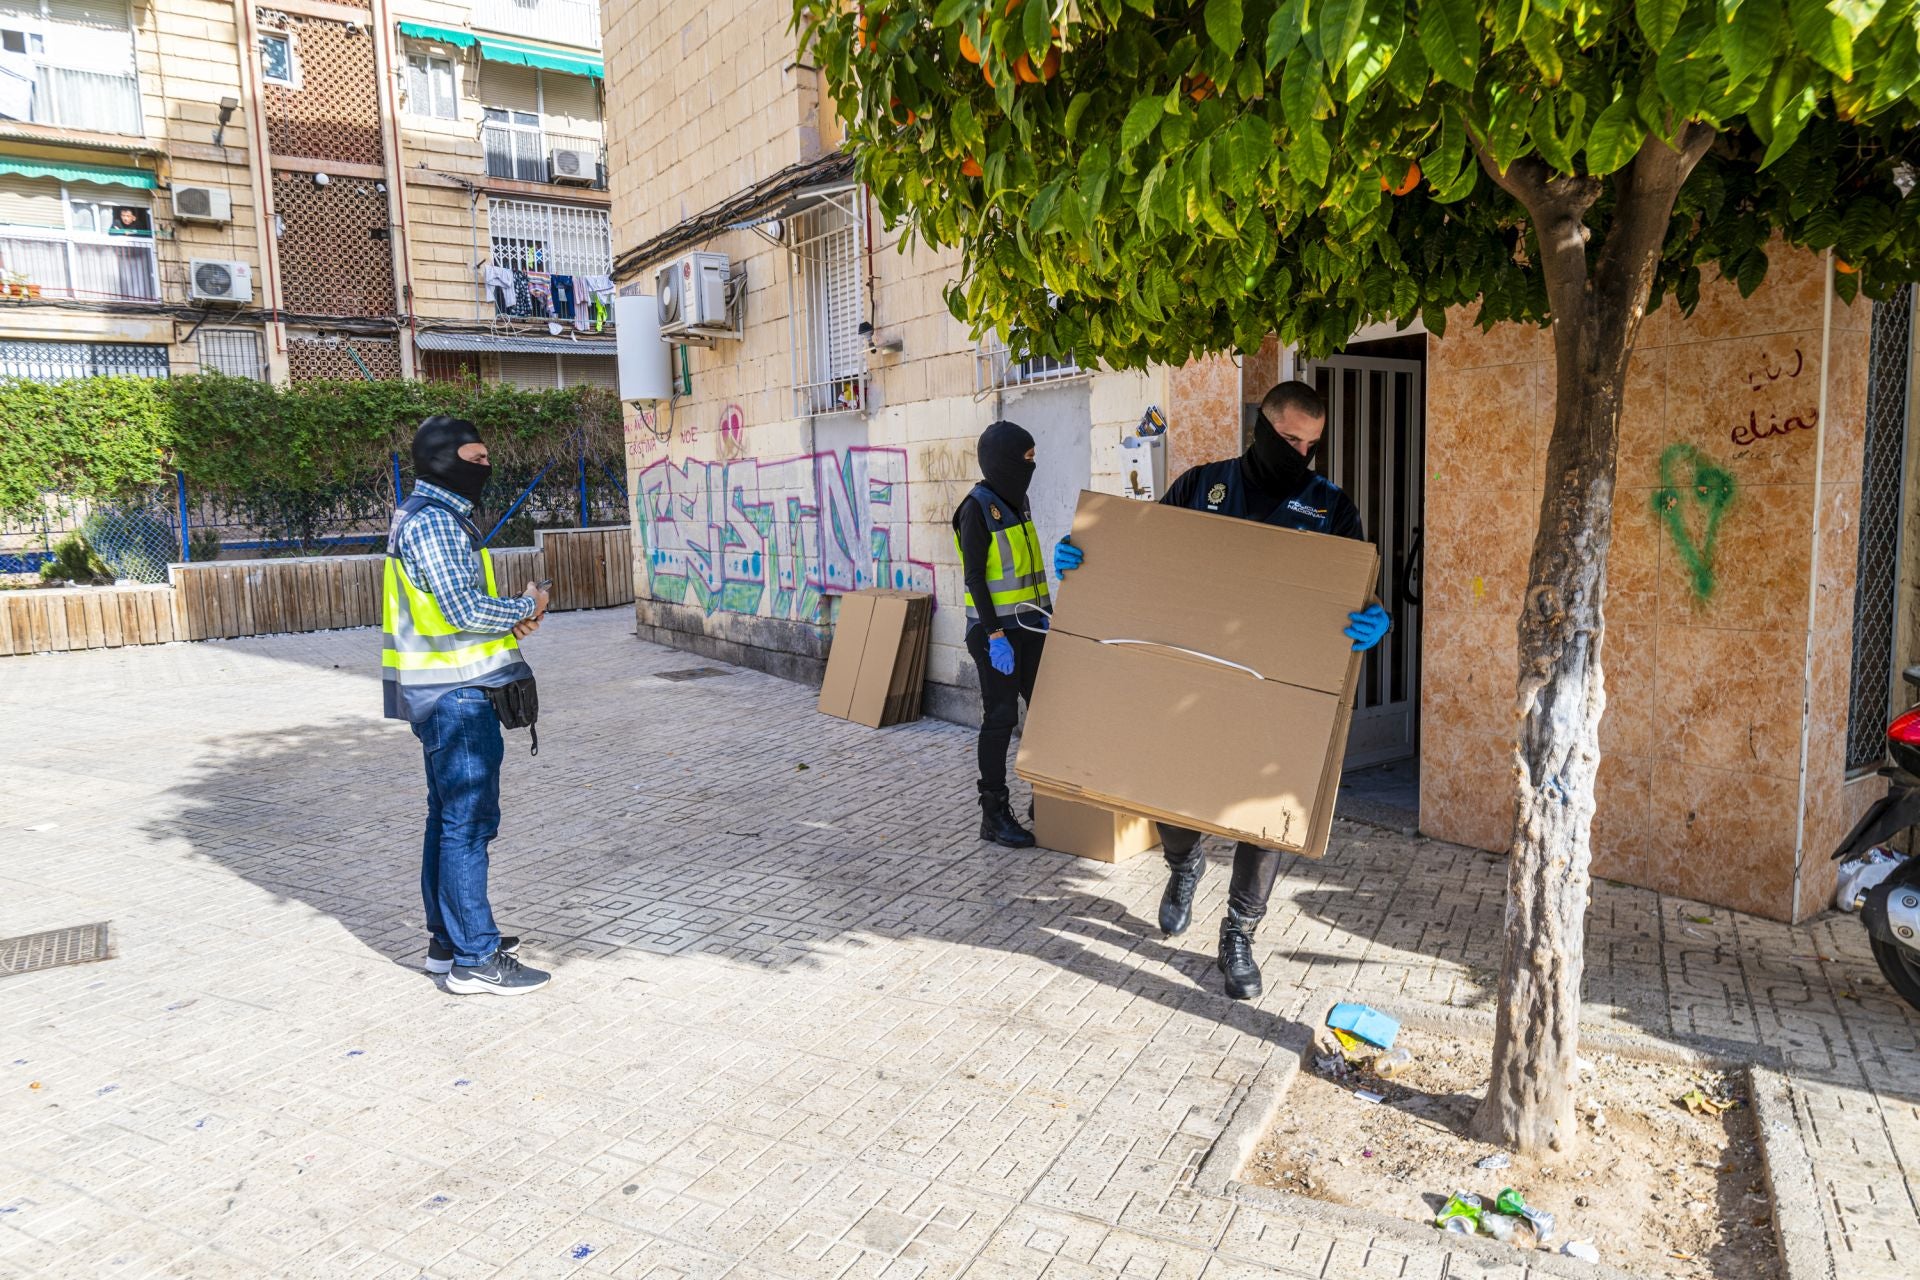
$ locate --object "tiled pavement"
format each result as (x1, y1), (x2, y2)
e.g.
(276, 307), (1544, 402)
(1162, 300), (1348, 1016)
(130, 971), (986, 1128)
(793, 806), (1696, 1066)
(1, 609), (1916, 1279)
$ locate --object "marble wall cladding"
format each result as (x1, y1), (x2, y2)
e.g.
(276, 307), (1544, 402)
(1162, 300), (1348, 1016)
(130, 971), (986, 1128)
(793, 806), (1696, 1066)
(1417, 247), (1874, 922)
(1167, 354), (1244, 480)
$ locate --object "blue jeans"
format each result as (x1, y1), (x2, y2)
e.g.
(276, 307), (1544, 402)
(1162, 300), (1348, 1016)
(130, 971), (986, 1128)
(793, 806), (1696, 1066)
(412, 686), (504, 967)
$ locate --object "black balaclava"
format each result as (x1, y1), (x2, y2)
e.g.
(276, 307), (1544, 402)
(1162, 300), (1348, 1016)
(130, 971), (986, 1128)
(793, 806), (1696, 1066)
(1243, 411), (1316, 500)
(977, 420), (1036, 512)
(412, 415), (491, 508)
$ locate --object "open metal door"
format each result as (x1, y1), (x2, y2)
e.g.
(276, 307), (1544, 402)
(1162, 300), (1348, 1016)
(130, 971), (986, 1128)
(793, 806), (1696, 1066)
(1299, 356), (1425, 767)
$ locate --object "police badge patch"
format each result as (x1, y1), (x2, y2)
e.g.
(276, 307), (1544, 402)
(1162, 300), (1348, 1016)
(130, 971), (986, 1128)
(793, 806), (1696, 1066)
(989, 505), (1002, 521)
(1206, 483), (1227, 505)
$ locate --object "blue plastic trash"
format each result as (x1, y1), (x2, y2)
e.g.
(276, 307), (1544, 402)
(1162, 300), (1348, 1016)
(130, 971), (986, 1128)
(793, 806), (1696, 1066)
(1326, 1002), (1400, 1050)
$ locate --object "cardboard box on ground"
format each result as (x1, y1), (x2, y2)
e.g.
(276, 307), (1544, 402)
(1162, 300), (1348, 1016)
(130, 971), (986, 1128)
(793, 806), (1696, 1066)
(818, 590), (933, 728)
(1034, 794), (1158, 863)
(1016, 490), (1378, 859)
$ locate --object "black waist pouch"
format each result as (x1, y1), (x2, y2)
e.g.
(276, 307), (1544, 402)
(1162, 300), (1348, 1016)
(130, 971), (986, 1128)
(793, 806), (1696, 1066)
(486, 677), (540, 755)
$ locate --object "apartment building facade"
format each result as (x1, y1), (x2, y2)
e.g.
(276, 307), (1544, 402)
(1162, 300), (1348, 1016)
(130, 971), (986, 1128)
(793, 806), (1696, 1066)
(0, 0), (617, 385)
(607, 2), (1920, 923)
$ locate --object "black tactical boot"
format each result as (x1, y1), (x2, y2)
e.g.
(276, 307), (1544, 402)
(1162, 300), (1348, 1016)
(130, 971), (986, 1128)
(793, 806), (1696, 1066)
(1217, 911), (1262, 1000)
(1159, 850), (1206, 937)
(979, 788), (1036, 848)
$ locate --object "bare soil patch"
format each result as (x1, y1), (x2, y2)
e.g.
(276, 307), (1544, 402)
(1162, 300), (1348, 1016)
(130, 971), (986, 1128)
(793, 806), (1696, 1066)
(1242, 1029), (1779, 1279)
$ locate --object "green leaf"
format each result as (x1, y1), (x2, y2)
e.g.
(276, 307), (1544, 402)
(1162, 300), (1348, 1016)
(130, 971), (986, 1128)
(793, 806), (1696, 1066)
(1829, 0), (1887, 36)
(1520, 9), (1564, 83)
(1121, 96), (1165, 151)
(1586, 94), (1647, 174)
(1282, 46), (1318, 128)
(1419, 0), (1482, 91)
(1789, 0), (1853, 79)
(1206, 0), (1245, 54)
(932, 0), (974, 28)
(1531, 96), (1576, 171)
(1345, 2), (1403, 101)
(1290, 119), (1332, 186)
(1489, 84), (1534, 172)
(1636, 0), (1686, 50)
(1320, 0), (1369, 73)
(1722, 0), (1783, 85)
(1839, 195), (1894, 249)
(1492, 0), (1527, 50)
(1656, 11), (1719, 117)
(1758, 58), (1818, 164)
(1024, 0), (1052, 60)
(1266, 0), (1303, 71)
(1421, 302), (1450, 338)
(1138, 156), (1169, 227)
(1384, 31), (1430, 99)
(1735, 246), (1769, 295)
(1064, 92), (1092, 141)
(1222, 115), (1272, 191)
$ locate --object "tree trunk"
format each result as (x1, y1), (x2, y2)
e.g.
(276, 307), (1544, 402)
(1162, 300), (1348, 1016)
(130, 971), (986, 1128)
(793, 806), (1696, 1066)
(1465, 125), (1716, 1155)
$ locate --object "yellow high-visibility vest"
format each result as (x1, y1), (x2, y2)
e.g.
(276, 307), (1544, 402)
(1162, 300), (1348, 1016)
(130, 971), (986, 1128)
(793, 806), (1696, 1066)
(953, 484), (1051, 624)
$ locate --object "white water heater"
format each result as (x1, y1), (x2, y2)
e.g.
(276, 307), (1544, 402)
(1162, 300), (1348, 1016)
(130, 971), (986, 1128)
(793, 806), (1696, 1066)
(614, 294), (671, 403)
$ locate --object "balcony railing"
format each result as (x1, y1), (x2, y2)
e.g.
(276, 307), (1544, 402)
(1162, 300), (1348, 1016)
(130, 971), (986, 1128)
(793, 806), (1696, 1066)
(0, 232), (159, 302)
(482, 124), (606, 190)
(0, 64), (144, 136)
(469, 0), (602, 50)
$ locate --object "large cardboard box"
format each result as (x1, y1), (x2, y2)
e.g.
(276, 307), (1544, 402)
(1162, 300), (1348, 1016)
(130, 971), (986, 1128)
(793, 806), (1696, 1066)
(1034, 794), (1159, 863)
(819, 589), (932, 728)
(1015, 490), (1378, 858)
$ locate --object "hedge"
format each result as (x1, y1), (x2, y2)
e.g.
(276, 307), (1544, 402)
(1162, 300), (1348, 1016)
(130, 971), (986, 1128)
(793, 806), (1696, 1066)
(0, 374), (623, 520)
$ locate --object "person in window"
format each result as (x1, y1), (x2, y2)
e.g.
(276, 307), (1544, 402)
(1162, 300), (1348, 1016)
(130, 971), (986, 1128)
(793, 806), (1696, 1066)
(108, 208), (151, 237)
(1052, 381), (1391, 1001)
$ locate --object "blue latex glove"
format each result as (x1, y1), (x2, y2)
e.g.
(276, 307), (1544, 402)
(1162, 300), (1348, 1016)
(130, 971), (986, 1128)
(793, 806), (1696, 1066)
(1344, 604), (1391, 652)
(1054, 536), (1084, 577)
(988, 634), (1016, 675)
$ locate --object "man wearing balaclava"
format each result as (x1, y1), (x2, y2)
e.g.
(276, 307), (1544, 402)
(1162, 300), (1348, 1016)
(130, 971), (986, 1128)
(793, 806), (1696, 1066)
(1055, 381), (1391, 1001)
(382, 416), (552, 996)
(952, 419), (1053, 847)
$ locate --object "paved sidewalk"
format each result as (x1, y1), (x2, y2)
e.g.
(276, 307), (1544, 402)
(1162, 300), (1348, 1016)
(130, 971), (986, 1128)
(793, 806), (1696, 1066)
(1, 610), (1916, 1279)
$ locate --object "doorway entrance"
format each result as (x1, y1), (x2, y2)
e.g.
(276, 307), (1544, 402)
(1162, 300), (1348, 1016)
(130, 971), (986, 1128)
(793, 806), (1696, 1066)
(1297, 351), (1426, 770)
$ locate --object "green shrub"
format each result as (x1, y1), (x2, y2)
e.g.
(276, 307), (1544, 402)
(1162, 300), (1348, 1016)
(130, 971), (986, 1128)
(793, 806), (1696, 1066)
(38, 531), (113, 586)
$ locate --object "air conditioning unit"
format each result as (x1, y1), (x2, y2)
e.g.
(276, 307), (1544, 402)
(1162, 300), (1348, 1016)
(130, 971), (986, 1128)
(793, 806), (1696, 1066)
(654, 251), (732, 338)
(548, 146), (596, 185)
(172, 185), (232, 224)
(189, 259), (253, 304)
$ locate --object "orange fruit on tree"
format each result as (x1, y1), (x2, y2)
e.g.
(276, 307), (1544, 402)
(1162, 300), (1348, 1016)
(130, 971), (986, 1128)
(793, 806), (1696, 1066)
(1185, 75), (1215, 102)
(1039, 46), (1060, 80)
(961, 155), (984, 177)
(959, 31), (981, 63)
(1379, 161), (1421, 196)
(1014, 53), (1040, 83)
(890, 96), (917, 126)
(1836, 259), (1858, 274)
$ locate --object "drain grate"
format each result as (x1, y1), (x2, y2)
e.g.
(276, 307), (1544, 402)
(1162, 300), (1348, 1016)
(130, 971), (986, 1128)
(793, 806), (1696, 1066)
(0, 923), (112, 978)
(655, 667), (734, 682)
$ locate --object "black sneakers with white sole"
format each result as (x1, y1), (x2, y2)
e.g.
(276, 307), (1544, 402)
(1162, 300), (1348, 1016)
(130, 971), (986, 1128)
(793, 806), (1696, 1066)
(425, 935), (520, 976)
(444, 948), (550, 996)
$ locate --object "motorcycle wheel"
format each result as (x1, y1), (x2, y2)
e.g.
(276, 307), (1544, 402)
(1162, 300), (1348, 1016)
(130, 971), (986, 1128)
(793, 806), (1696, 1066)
(1870, 937), (1920, 1011)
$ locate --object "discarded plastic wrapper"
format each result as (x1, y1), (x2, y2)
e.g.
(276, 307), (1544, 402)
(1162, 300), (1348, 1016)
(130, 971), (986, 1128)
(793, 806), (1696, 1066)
(1562, 1240), (1600, 1263)
(1326, 1002), (1399, 1050)
(1330, 1028), (1369, 1059)
(1480, 1212), (1521, 1244)
(1354, 1089), (1385, 1104)
(1474, 1153), (1510, 1171)
(1433, 1192), (1482, 1232)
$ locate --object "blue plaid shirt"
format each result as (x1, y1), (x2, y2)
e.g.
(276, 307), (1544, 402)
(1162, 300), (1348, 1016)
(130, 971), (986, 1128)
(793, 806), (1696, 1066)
(394, 481), (535, 634)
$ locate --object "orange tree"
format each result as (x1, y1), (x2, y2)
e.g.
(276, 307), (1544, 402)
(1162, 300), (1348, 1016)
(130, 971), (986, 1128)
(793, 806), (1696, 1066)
(796, 0), (1920, 1154)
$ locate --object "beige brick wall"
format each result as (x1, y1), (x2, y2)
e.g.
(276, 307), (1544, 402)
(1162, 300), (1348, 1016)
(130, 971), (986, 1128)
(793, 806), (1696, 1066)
(607, 1), (1173, 699)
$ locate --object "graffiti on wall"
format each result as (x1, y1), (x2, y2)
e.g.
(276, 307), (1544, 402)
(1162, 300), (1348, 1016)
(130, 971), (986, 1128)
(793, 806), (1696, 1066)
(637, 447), (937, 622)
(1653, 443), (1737, 603)
(718, 404), (747, 460)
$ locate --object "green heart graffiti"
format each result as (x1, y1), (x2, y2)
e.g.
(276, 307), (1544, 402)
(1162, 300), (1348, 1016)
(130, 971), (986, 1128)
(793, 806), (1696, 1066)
(1652, 444), (1737, 602)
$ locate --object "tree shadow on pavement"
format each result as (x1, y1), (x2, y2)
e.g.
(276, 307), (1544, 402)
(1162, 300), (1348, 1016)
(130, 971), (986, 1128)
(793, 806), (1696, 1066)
(142, 714), (1309, 1051)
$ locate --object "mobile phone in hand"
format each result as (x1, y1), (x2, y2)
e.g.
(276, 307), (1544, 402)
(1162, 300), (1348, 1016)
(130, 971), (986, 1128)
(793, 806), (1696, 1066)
(535, 578), (553, 593)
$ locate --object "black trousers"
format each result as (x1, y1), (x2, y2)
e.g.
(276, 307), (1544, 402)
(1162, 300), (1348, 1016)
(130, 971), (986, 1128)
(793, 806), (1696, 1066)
(1157, 823), (1286, 923)
(966, 622), (1045, 793)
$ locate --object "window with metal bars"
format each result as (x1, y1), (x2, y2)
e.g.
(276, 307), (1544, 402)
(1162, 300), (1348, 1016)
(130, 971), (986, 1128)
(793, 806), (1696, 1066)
(1847, 285), (1913, 773)
(787, 193), (866, 417)
(0, 338), (165, 380)
(196, 329), (265, 380)
(487, 197), (611, 277)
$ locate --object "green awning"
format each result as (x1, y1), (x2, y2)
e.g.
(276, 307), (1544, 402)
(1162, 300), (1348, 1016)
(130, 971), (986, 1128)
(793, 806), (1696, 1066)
(397, 20), (477, 49)
(0, 158), (155, 190)
(476, 35), (603, 79)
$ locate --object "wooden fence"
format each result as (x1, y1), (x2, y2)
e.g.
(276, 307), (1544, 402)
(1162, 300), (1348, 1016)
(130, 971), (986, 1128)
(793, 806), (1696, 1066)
(1, 526), (633, 657)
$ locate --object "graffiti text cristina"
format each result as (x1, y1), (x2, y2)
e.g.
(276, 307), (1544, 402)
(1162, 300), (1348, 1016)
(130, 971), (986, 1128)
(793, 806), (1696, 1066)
(637, 448), (936, 621)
